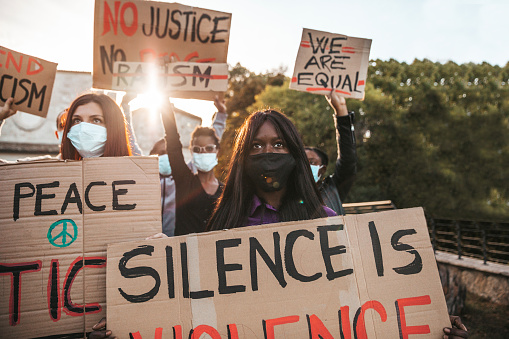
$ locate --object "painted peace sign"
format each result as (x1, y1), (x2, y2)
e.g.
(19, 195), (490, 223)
(47, 219), (78, 248)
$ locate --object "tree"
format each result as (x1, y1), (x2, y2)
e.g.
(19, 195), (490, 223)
(243, 59), (509, 220)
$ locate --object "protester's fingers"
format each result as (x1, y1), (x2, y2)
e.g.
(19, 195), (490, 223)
(1, 97), (17, 120)
(450, 315), (468, 332)
(325, 90), (348, 116)
(92, 317), (107, 331)
(214, 95), (226, 113)
(444, 327), (468, 339)
(146, 233), (168, 240)
(443, 326), (468, 338)
(4, 97), (14, 108)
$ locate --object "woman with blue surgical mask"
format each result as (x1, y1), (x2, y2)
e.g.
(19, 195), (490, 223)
(60, 93), (132, 160)
(160, 98), (225, 236)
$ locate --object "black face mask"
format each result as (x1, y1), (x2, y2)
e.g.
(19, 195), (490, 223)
(245, 153), (297, 192)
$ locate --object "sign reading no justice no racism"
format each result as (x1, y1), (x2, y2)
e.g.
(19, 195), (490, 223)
(93, 0), (231, 100)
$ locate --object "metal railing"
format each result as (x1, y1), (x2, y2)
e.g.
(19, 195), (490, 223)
(343, 201), (509, 265)
(427, 217), (509, 265)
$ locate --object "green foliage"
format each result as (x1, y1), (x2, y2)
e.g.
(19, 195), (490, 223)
(219, 60), (509, 221)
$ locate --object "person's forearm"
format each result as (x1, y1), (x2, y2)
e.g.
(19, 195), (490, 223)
(212, 111), (227, 141)
(336, 112), (356, 166)
(162, 105), (190, 179)
(334, 112), (357, 200)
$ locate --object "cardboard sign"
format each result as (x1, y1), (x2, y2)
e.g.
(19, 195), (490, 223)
(93, 0), (231, 100)
(111, 61), (228, 92)
(0, 46), (57, 117)
(290, 29), (371, 99)
(0, 157), (162, 338)
(107, 208), (450, 338)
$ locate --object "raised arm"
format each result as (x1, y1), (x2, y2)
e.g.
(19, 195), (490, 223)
(161, 100), (193, 181)
(326, 91), (357, 201)
(0, 97), (18, 135)
(121, 93), (142, 156)
(211, 95), (227, 140)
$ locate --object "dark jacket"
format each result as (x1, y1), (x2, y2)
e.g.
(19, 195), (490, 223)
(318, 112), (357, 215)
(163, 106), (224, 236)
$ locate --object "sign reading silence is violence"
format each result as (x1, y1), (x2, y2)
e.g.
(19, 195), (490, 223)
(0, 157), (161, 338)
(93, 0), (231, 99)
(290, 28), (372, 100)
(0, 46), (57, 117)
(107, 208), (450, 338)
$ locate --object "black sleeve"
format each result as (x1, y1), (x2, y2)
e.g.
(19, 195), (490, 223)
(162, 104), (194, 184)
(331, 111), (357, 201)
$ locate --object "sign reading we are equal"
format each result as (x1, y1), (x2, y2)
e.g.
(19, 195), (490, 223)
(290, 28), (372, 99)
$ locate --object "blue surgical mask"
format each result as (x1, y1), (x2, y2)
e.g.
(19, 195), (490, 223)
(56, 130), (64, 143)
(67, 122), (107, 158)
(310, 164), (323, 182)
(158, 154), (172, 176)
(192, 153), (218, 172)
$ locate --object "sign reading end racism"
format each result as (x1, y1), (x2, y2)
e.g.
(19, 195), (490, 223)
(290, 29), (371, 100)
(107, 208), (450, 338)
(0, 46), (57, 117)
(0, 157), (162, 338)
(93, 0), (231, 100)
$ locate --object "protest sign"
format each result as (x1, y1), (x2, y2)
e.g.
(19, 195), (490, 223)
(93, 0), (231, 100)
(0, 157), (161, 338)
(290, 29), (371, 99)
(111, 61), (228, 93)
(0, 46), (57, 117)
(107, 208), (450, 338)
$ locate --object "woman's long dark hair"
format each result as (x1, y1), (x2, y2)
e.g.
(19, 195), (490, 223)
(61, 93), (132, 160)
(207, 109), (327, 231)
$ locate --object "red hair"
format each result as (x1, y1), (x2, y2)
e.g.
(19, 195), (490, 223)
(61, 93), (132, 160)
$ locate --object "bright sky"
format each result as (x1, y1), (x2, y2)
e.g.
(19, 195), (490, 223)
(1, 0), (507, 123)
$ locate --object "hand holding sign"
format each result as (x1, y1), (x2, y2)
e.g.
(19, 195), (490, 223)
(213, 94), (226, 113)
(0, 97), (17, 120)
(89, 318), (115, 339)
(325, 90), (348, 117)
(444, 316), (469, 338)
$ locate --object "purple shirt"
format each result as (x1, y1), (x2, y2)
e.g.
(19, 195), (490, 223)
(244, 195), (337, 227)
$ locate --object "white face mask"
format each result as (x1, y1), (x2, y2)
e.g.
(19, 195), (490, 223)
(192, 153), (218, 172)
(310, 164), (323, 182)
(67, 122), (107, 158)
(158, 154), (172, 176)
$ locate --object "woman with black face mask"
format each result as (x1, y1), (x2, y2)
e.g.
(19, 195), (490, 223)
(207, 109), (336, 231)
